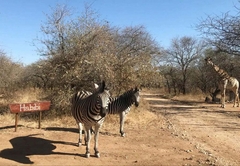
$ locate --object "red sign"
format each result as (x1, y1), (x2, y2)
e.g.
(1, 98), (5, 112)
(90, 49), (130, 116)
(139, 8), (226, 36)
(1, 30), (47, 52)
(9, 101), (51, 113)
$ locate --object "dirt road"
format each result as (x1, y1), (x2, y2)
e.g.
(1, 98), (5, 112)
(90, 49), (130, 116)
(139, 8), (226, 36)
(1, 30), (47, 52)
(143, 92), (240, 166)
(0, 91), (240, 165)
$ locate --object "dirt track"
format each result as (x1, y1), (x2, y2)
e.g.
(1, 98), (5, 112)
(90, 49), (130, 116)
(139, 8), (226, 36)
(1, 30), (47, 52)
(1, 91), (240, 165)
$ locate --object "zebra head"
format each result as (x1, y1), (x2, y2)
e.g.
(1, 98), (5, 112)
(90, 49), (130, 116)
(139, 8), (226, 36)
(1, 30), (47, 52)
(132, 87), (140, 107)
(95, 81), (111, 117)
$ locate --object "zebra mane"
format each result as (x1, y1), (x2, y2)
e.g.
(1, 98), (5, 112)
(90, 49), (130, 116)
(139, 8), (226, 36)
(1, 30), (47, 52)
(111, 88), (136, 101)
(121, 88), (135, 96)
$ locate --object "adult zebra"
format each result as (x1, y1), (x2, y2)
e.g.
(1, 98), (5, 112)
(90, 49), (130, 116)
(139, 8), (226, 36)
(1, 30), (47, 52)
(71, 81), (110, 158)
(108, 87), (140, 137)
(95, 84), (140, 137)
(74, 90), (94, 147)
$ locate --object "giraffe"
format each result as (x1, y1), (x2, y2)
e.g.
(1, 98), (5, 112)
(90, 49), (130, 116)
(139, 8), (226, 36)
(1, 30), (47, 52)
(205, 57), (239, 108)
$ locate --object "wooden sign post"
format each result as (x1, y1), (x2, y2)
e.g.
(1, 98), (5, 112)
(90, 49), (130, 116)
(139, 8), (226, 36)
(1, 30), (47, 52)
(9, 101), (51, 132)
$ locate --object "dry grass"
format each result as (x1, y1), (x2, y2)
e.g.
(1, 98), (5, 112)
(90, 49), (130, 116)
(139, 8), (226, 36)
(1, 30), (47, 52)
(141, 87), (206, 103)
(3, 87), (204, 131)
(0, 95), (160, 135)
(0, 88), (162, 134)
(0, 113), (15, 125)
(11, 88), (45, 103)
(0, 88), (46, 106)
(172, 93), (206, 102)
(141, 87), (165, 95)
(101, 97), (161, 133)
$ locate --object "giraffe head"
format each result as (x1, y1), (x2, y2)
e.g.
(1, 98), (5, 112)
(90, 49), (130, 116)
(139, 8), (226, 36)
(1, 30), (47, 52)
(204, 57), (213, 65)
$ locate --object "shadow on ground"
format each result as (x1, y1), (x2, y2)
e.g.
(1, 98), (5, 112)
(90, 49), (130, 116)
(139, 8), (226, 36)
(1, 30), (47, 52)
(0, 134), (76, 164)
(45, 127), (78, 133)
(0, 125), (23, 130)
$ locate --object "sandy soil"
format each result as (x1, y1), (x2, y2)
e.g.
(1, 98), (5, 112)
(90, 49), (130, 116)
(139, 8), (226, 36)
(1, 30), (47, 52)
(1, 91), (240, 165)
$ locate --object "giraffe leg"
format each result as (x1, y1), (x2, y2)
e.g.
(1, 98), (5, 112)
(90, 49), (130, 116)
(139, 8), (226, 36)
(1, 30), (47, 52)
(232, 87), (239, 107)
(237, 93), (239, 107)
(235, 91), (239, 107)
(233, 90), (237, 107)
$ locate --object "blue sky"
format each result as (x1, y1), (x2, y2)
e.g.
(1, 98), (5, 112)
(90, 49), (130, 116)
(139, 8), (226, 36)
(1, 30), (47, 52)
(0, 0), (239, 65)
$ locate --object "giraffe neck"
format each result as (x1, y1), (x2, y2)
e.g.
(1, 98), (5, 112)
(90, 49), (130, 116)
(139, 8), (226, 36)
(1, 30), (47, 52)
(210, 63), (230, 80)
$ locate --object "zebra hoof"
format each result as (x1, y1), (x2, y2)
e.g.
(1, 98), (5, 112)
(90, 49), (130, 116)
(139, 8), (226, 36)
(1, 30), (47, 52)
(121, 133), (125, 137)
(85, 152), (90, 158)
(78, 139), (82, 147)
(95, 152), (100, 158)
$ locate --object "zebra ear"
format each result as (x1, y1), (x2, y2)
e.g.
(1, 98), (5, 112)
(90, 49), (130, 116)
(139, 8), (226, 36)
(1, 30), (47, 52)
(134, 87), (139, 92)
(94, 83), (99, 89)
(98, 80), (106, 93)
(102, 80), (105, 87)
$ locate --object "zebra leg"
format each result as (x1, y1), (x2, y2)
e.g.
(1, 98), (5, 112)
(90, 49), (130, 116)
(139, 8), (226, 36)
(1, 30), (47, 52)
(84, 130), (87, 146)
(119, 111), (126, 137)
(94, 124), (101, 158)
(78, 122), (83, 146)
(221, 90), (225, 108)
(84, 125), (92, 158)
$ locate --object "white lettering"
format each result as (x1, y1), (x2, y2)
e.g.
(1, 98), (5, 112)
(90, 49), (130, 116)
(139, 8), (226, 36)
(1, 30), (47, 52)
(19, 103), (41, 112)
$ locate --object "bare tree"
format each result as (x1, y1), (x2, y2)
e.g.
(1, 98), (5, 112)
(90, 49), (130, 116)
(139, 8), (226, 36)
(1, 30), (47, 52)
(160, 65), (181, 95)
(31, 4), (163, 114)
(0, 49), (24, 99)
(112, 25), (161, 94)
(197, 5), (240, 56)
(165, 36), (205, 94)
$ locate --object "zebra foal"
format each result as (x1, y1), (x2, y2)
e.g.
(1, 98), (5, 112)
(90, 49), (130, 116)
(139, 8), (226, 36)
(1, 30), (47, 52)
(71, 81), (110, 158)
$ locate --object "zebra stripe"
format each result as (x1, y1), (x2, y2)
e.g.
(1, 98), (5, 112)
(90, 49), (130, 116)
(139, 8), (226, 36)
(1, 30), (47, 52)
(71, 81), (110, 158)
(108, 87), (140, 137)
